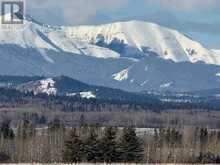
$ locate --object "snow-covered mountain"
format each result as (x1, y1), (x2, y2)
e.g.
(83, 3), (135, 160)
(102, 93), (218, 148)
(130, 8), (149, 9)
(0, 15), (121, 60)
(0, 15), (220, 93)
(65, 20), (220, 65)
(212, 49), (220, 56)
(3, 14), (218, 65)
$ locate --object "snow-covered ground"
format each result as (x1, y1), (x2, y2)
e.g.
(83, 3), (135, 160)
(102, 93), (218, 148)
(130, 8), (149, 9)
(37, 78), (57, 95)
(112, 68), (129, 81)
(79, 91), (96, 99)
(66, 91), (96, 99)
(212, 49), (220, 55)
(160, 82), (173, 89)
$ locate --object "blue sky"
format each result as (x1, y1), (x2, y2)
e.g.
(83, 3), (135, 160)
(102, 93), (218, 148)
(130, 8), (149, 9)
(27, 0), (220, 49)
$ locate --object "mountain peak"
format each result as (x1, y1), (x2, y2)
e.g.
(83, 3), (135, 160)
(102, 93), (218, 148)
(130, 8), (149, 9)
(0, 14), (219, 65)
(64, 19), (220, 65)
(0, 17), (220, 93)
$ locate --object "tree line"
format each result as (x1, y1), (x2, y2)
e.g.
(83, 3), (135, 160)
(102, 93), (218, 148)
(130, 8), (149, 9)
(63, 126), (143, 163)
(1, 87), (220, 112)
(0, 118), (219, 163)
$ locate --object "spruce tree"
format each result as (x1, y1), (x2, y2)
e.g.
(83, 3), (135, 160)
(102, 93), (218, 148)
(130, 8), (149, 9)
(0, 152), (10, 163)
(199, 128), (208, 153)
(48, 118), (65, 132)
(63, 129), (84, 163)
(17, 119), (35, 139)
(159, 128), (165, 148)
(119, 127), (144, 163)
(0, 119), (14, 139)
(100, 127), (119, 163)
(84, 128), (100, 162)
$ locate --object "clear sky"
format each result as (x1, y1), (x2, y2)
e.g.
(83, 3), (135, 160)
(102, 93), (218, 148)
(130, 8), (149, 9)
(27, 0), (220, 49)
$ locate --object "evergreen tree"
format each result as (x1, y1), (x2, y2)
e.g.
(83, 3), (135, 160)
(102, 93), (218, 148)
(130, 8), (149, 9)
(79, 114), (86, 127)
(100, 127), (119, 163)
(158, 128), (165, 148)
(0, 152), (10, 163)
(193, 127), (200, 148)
(171, 128), (182, 147)
(63, 129), (84, 163)
(119, 127), (144, 163)
(17, 119), (35, 139)
(84, 128), (100, 162)
(199, 128), (208, 153)
(79, 115), (89, 138)
(48, 118), (65, 132)
(165, 128), (172, 146)
(0, 119), (14, 139)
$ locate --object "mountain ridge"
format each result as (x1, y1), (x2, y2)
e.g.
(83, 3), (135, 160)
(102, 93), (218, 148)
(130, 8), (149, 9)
(1, 75), (220, 107)
(0, 16), (220, 92)
(64, 20), (220, 65)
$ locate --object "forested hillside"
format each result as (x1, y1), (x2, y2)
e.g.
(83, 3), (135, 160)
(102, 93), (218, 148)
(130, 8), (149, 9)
(0, 88), (220, 163)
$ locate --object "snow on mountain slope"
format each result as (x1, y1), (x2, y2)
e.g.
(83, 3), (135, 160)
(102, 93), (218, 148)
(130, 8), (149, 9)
(18, 78), (57, 95)
(0, 16), (55, 51)
(0, 15), (120, 60)
(66, 91), (96, 99)
(109, 55), (220, 92)
(112, 67), (130, 81)
(38, 78), (57, 95)
(65, 20), (220, 65)
(212, 49), (220, 55)
(79, 91), (96, 99)
(18, 76), (95, 98)
(1, 15), (220, 93)
(47, 29), (120, 59)
(0, 14), (218, 64)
